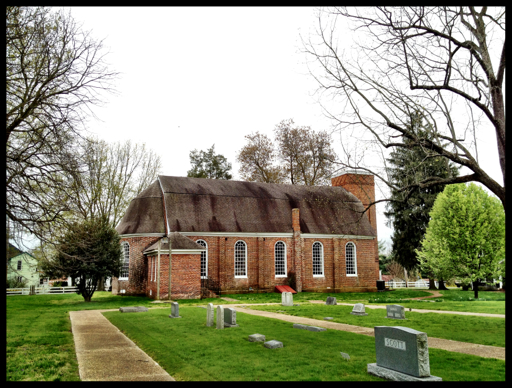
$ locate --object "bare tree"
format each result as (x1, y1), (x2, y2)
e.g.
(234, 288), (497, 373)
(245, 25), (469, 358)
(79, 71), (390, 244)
(237, 132), (286, 183)
(69, 138), (163, 229)
(303, 7), (505, 210)
(6, 6), (119, 249)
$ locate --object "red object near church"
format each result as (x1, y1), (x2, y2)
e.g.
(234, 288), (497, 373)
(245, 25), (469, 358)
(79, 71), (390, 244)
(275, 285), (297, 294)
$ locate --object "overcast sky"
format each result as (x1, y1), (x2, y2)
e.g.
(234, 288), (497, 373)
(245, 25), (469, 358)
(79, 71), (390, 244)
(60, 6), (504, 251)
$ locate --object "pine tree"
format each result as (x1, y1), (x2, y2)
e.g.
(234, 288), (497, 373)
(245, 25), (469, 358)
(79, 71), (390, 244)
(384, 111), (459, 288)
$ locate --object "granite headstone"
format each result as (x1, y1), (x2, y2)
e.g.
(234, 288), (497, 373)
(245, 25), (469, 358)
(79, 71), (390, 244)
(326, 296), (337, 305)
(169, 302), (182, 318)
(350, 303), (368, 316)
(386, 304), (406, 320)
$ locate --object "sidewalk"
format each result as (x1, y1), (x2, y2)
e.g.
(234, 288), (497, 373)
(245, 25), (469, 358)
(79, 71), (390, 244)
(69, 310), (175, 381)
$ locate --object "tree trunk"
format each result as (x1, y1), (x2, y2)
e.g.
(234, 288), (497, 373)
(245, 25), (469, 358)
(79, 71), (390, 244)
(428, 275), (437, 290)
(438, 279), (449, 290)
(473, 279), (479, 299)
(97, 276), (105, 291)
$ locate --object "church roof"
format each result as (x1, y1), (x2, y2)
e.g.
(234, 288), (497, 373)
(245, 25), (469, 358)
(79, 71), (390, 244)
(116, 175), (376, 237)
(143, 232), (206, 253)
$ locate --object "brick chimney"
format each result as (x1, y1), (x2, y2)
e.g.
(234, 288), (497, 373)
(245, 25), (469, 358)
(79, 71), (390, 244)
(292, 208), (300, 232)
(331, 171), (377, 235)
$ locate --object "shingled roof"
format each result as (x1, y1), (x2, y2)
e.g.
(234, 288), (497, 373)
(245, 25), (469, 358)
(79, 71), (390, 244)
(116, 175), (376, 237)
(143, 232), (206, 254)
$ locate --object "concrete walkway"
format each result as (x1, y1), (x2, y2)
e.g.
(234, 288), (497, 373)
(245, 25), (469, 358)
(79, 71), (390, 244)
(69, 310), (175, 381)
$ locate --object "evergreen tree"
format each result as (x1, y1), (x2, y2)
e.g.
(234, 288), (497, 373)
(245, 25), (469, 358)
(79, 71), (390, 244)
(384, 111), (459, 288)
(187, 144), (232, 180)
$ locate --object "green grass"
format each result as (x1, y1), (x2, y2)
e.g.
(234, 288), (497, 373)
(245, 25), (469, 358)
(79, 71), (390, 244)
(247, 304), (505, 347)
(6, 289), (506, 381)
(6, 292), (158, 381)
(104, 306), (505, 381)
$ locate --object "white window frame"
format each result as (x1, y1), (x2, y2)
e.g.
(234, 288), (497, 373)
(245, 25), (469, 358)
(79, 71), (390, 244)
(119, 242), (130, 280)
(345, 242), (357, 276)
(234, 240), (247, 278)
(274, 241), (287, 277)
(312, 241), (324, 277)
(197, 240), (208, 279)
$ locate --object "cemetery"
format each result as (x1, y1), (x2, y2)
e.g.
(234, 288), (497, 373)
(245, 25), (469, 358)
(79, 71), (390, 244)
(6, 289), (505, 381)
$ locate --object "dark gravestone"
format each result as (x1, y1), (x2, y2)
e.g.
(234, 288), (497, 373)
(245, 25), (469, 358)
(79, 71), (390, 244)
(224, 307), (239, 327)
(367, 326), (442, 381)
(386, 304), (405, 319)
(325, 296), (337, 305)
(293, 323), (326, 332)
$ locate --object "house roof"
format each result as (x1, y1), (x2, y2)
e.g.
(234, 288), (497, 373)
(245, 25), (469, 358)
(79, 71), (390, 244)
(116, 175), (376, 237)
(143, 232), (206, 254)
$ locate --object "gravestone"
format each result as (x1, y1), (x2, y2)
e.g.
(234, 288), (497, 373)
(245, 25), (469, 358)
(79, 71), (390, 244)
(282, 292), (293, 306)
(386, 304), (406, 320)
(224, 307), (239, 327)
(169, 302), (182, 318)
(324, 317), (333, 320)
(264, 340), (283, 349)
(216, 305), (224, 329)
(119, 306), (148, 313)
(206, 303), (214, 327)
(326, 296), (337, 305)
(340, 352), (350, 360)
(248, 334), (266, 342)
(293, 323), (326, 332)
(367, 326), (442, 381)
(350, 303), (368, 316)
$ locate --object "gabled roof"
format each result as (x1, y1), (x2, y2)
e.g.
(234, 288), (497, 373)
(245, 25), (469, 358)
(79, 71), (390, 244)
(143, 232), (206, 254)
(116, 176), (376, 237)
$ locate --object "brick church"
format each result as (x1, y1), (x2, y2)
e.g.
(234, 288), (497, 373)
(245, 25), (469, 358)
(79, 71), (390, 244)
(112, 171), (379, 299)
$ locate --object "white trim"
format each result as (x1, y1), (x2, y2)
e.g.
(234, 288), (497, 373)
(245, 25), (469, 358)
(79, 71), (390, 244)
(312, 241), (324, 277)
(234, 240), (248, 278)
(119, 231), (375, 240)
(274, 241), (287, 278)
(158, 176), (170, 235)
(345, 241), (358, 276)
(119, 242), (130, 280)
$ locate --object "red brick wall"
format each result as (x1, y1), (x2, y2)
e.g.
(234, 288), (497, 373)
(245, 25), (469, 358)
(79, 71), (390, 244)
(112, 236), (160, 295)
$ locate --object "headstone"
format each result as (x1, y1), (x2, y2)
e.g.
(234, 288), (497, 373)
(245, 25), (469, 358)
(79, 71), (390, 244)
(224, 307), (239, 327)
(340, 352), (350, 360)
(216, 305), (224, 329)
(119, 306), (148, 313)
(169, 302), (182, 318)
(264, 340), (283, 349)
(248, 334), (266, 342)
(293, 323), (327, 332)
(206, 303), (214, 327)
(386, 304), (406, 320)
(367, 326), (442, 381)
(282, 292), (293, 306)
(350, 303), (368, 316)
(326, 296), (337, 305)
(324, 317), (333, 320)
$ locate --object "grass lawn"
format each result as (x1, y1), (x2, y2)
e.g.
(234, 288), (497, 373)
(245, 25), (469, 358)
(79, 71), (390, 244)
(246, 304), (505, 347)
(103, 306), (505, 381)
(6, 289), (506, 381)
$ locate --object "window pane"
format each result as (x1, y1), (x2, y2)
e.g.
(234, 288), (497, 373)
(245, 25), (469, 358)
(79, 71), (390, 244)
(313, 242), (323, 275)
(275, 241), (286, 276)
(197, 240), (207, 278)
(234, 241), (246, 277)
(120, 243), (130, 278)
(346, 243), (356, 275)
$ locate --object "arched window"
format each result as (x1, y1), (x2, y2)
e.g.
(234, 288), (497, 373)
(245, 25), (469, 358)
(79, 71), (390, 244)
(197, 240), (208, 279)
(312, 242), (324, 277)
(275, 241), (287, 277)
(120, 242), (130, 279)
(234, 240), (247, 278)
(346, 242), (357, 276)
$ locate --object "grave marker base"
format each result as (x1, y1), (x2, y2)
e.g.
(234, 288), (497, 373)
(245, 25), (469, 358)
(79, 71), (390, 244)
(367, 364), (442, 381)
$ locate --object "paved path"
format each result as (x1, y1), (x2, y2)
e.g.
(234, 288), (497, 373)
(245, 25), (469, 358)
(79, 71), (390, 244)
(69, 310), (175, 381)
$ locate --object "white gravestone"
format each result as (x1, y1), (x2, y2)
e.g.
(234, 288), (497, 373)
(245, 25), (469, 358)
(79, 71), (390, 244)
(216, 305), (224, 329)
(224, 307), (239, 327)
(282, 292), (293, 306)
(350, 303), (368, 316)
(206, 303), (214, 327)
